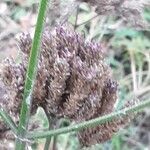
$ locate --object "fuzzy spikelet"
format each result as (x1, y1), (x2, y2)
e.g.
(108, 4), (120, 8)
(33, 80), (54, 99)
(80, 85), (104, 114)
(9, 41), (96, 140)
(78, 115), (132, 147)
(0, 26), (133, 146)
(0, 58), (25, 115)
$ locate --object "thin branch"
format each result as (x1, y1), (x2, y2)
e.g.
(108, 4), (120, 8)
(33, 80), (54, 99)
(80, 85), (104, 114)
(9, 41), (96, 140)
(0, 108), (18, 134)
(74, 5), (80, 30)
(75, 13), (100, 28)
(44, 117), (52, 150)
(26, 99), (150, 139)
(129, 50), (137, 93)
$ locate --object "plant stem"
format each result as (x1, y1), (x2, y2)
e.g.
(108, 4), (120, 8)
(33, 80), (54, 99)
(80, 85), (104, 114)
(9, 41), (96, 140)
(44, 117), (52, 150)
(51, 136), (57, 150)
(44, 136), (52, 150)
(0, 108), (18, 134)
(44, 116), (58, 150)
(15, 0), (48, 149)
(26, 99), (150, 139)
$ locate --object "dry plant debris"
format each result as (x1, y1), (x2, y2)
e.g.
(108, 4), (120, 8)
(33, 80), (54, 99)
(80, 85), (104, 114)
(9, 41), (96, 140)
(77, 0), (150, 29)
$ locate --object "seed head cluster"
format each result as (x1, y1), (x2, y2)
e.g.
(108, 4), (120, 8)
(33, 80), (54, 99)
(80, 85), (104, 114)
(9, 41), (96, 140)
(0, 26), (133, 146)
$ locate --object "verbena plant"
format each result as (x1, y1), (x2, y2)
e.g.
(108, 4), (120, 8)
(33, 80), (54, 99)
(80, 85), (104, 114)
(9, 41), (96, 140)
(0, 0), (150, 150)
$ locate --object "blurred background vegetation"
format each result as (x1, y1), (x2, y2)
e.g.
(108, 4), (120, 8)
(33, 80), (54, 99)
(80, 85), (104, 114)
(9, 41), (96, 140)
(0, 0), (150, 149)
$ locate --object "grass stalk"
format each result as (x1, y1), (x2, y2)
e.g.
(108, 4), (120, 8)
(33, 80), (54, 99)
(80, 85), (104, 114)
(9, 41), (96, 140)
(44, 117), (52, 150)
(26, 99), (150, 139)
(44, 137), (52, 150)
(0, 108), (18, 134)
(15, 0), (48, 149)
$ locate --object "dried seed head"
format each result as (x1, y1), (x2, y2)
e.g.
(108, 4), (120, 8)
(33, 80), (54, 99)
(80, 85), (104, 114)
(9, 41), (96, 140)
(0, 58), (25, 115)
(0, 25), (134, 146)
(78, 115), (132, 147)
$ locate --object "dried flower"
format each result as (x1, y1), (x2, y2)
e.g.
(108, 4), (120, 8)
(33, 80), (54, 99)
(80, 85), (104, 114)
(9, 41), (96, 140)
(78, 115), (131, 147)
(0, 25), (134, 146)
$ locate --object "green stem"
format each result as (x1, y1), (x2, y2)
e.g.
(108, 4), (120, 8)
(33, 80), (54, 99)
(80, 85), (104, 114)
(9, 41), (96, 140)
(0, 108), (18, 134)
(26, 99), (150, 139)
(44, 136), (52, 150)
(51, 136), (57, 150)
(44, 117), (52, 150)
(44, 116), (59, 150)
(15, 0), (48, 149)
